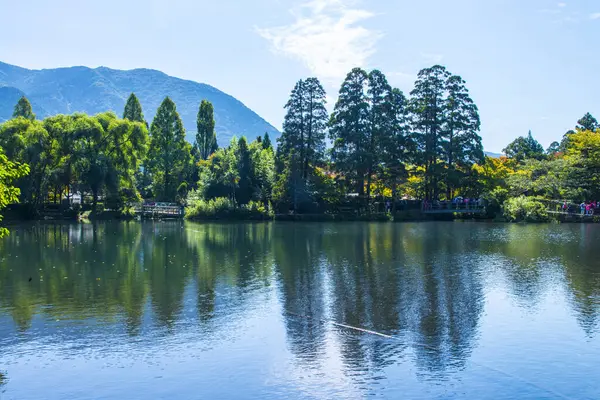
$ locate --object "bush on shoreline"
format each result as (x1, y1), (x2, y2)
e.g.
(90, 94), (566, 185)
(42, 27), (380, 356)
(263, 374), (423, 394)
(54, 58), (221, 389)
(503, 196), (549, 223)
(185, 197), (273, 221)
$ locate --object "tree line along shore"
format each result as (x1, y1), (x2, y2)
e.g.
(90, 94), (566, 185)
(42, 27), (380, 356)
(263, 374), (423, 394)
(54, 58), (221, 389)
(1, 64), (600, 234)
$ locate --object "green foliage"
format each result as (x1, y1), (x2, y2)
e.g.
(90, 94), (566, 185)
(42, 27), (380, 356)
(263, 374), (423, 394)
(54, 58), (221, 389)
(576, 112), (598, 132)
(503, 131), (545, 162)
(196, 100), (218, 160)
(0, 147), (29, 237)
(123, 93), (146, 124)
(330, 68), (370, 196)
(278, 77), (328, 194)
(262, 132), (272, 150)
(13, 96), (35, 121)
(185, 196), (272, 220)
(147, 97), (191, 202)
(503, 196), (549, 223)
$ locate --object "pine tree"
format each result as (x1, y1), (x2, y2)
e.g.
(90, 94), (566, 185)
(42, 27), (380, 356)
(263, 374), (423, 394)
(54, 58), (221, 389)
(503, 130), (545, 162)
(236, 137), (253, 204)
(410, 65), (451, 200)
(301, 78), (328, 179)
(123, 93), (146, 124)
(330, 68), (370, 196)
(262, 132), (272, 150)
(13, 96), (35, 121)
(196, 100), (218, 160)
(576, 112), (599, 132)
(147, 97), (191, 201)
(278, 78), (327, 181)
(443, 74), (483, 199)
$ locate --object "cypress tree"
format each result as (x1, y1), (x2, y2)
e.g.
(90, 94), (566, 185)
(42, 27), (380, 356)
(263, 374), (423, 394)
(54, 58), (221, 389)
(262, 132), (272, 150)
(329, 68), (370, 196)
(147, 97), (191, 201)
(123, 93), (145, 124)
(365, 69), (394, 202)
(443, 74), (483, 199)
(196, 100), (218, 160)
(410, 65), (450, 200)
(13, 96), (35, 121)
(236, 137), (253, 204)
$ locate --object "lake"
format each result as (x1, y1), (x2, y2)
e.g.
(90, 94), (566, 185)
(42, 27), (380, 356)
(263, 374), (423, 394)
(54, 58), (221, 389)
(0, 221), (599, 399)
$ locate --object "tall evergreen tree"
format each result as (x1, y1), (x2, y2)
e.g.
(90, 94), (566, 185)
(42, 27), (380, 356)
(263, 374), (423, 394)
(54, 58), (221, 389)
(380, 88), (412, 209)
(278, 78), (327, 181)
(365, 69), (394, 201)
(576, 112), (599, 132)
(123, 93), (145, 124)
(196, 100), (218, 160)
(330, 68), (370, 196)
(503, 130), (545, 162)
(236, 137), (253, 204)
(443, 74), (483, 199)
(410, 65), (451, 200)
(147, 97), (191, 201)
(262, 132), (272, 150)
(13, 96), (35, 121)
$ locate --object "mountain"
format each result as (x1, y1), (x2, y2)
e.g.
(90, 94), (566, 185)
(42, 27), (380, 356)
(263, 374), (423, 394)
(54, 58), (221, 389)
(0, 61), (279, 146)
(485, 151), (502, 158)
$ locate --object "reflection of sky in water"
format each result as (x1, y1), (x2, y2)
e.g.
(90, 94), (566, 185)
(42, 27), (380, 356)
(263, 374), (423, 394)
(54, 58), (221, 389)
(0, 221), (598, 399)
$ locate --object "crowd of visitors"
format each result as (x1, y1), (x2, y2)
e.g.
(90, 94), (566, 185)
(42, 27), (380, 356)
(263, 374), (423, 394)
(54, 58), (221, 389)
(561, 201), (599, 215)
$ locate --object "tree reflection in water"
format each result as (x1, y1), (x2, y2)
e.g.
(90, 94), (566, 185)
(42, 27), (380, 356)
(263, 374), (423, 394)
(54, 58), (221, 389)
(0, 221), (598, 383)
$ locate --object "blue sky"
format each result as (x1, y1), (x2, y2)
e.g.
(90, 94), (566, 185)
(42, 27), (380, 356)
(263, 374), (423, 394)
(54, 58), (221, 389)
(1, 0), (599, 152)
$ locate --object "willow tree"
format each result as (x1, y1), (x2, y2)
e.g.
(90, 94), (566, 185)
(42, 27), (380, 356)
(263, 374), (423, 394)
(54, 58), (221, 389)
(196, 100), (218, 160)
(0, 148), (29, 237)
(147, 97), (191, 201)
(13, 96), (35, 121)
(0, 117), (52, 206)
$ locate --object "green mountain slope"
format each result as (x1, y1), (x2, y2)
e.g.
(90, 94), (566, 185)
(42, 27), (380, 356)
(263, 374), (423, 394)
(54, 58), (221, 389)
(0, 61), (279, 146)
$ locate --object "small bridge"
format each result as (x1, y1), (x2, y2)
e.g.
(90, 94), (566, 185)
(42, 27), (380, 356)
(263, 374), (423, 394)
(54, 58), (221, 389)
(132, 203), (184, 219)
(541, 200), (598, 219)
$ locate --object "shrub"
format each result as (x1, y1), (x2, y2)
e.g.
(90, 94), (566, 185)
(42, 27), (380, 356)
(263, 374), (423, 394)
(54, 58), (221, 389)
(185, 197), (273, 221)
(483, 187), (509, 218)
(503, 196), (549, 222)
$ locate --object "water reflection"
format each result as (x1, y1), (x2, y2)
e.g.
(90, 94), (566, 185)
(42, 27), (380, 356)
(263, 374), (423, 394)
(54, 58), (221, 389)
(0, 221), (599, 397)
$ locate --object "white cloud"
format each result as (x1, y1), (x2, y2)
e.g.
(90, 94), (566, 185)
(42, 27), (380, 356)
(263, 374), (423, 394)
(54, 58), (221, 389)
(590, 12), (600, 19)
(256, 0), (382, 82)
(557, 2), (567, 7)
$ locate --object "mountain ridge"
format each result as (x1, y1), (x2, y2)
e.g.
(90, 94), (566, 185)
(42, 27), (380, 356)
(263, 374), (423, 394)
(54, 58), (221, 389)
(0, 61), (280, 146)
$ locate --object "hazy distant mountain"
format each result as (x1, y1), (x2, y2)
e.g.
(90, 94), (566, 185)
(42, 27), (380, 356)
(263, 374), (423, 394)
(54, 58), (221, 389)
(0, 61), (279, 146)
(485, 151), (502, 158)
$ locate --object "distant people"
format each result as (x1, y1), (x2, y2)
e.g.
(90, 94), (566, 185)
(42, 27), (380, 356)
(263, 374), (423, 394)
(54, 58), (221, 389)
(385, 201), (391, 212)
(580, 202), (586, 215)
(562, 201), (568, 212)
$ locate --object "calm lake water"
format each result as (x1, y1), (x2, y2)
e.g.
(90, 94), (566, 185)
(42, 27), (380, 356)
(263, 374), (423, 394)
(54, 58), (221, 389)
(0, 221), (599, 399)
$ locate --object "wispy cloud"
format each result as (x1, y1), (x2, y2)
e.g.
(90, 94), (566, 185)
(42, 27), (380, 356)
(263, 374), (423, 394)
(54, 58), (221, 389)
(420, 52), (444, 64)
(539, 2), (581, 23)
(256, 0), (382, 82)
(590, 12), (600, 19)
